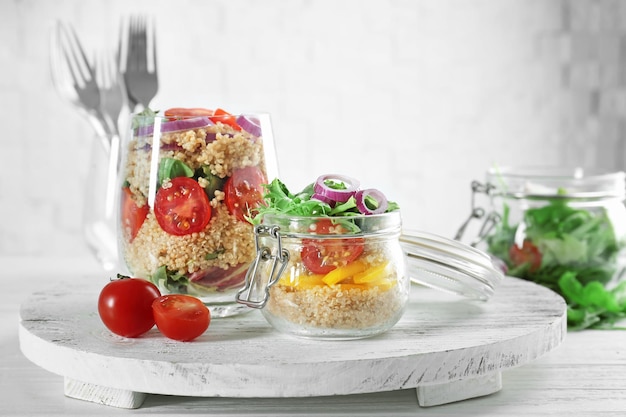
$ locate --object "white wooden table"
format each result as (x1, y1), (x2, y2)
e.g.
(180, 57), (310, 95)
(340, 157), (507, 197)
(3, 256), (626, 416)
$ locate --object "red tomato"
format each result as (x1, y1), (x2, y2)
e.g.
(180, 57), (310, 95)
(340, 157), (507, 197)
(121, 187), (149, 242)
(164, 107), (214, 120)
(98, 277), (161, 338)
(210, 108), (241, 131)
(224, 166), (267, 222)
(509, 240), (542, 272)
(152, 295), (210, 341)
(300, 219), (365, 274)
(154, 177), (212, 236)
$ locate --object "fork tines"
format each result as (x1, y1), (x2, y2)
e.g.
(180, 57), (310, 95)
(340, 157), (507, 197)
(120, 14), (159, 111)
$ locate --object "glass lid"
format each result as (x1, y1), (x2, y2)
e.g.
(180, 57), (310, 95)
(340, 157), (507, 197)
(399, 230), (504, 301)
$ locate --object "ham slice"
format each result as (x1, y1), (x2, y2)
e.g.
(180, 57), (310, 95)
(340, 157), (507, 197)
(189, 263), (249, 292)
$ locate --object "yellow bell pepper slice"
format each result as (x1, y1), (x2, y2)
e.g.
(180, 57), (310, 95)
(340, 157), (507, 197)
(322, 260), (368, 286)
(371, 278), (396, 291)
(279, 273), (325, 289)
(353, 261), (390, 284)
(295, 274), (326, 289)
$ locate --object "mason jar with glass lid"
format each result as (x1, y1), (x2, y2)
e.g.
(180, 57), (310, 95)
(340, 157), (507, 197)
(233, 173), (504, 339)
(235, 212), (503, 340)
(235, 211), (409, 339)
(456, 167), (626, 327)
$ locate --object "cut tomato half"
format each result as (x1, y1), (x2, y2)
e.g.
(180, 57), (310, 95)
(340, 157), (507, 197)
(121, 187), (149, 242)
(300, 219), (364, 274)
(224, 166), (267, 223)
(210, 108), (242, 131)
(152, 294), (210, 341)
(154, 177), (212, 235)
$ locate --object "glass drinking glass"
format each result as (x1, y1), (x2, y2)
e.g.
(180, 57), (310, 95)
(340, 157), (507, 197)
(117, 111), (279, 317)
(83, 134), (121, 271)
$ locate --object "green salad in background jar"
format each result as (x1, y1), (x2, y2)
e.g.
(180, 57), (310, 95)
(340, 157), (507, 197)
(457, 167), (626, 330)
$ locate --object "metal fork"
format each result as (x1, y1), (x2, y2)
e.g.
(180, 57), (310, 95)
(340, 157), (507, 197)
(95, 51), (126, 135)
(51, 21), (112, 150)
(121, 15), (159, 111)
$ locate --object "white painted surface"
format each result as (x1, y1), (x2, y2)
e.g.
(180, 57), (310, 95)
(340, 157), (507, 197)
(19, 271), (564, 409)
(0, 250), (624, 417)
(5, 256), (626, 415)
(416, 372), (502, 407)
(64, 377), (147, 409)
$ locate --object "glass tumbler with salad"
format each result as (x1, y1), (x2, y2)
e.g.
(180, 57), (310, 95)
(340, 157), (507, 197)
(117, 107), (278, 317)
(456, 167), (626, 329)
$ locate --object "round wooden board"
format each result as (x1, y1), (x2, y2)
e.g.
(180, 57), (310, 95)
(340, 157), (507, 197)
(19, 276), (566, 405)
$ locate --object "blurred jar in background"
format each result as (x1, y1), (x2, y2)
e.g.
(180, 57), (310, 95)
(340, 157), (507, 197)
(457, 167), (626, 329)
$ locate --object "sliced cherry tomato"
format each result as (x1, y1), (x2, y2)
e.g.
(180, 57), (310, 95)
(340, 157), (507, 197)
(121, 186), (149, 242)
(210, 108), (241, 131)
(152, 295), (210, 341)
(164, 107), (214, 121)
(224, 166), (267, 222)
(509, 239), (542, 273)
(300, 219), (365, 274)
(98, 276), (161, 338)
(154, 177), (212, 236)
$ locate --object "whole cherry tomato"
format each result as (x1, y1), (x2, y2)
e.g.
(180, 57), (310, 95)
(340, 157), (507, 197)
(152, 295), (211, 342)
(98, 276), (161, 338)
(509, 239), (542, 273)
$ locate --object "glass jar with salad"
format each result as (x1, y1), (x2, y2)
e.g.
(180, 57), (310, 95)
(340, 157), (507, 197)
(235, 174), (409, 339)
(456, 167), (626, 330)
(118, 107), (278, 317)
(235, 174), (504, 339)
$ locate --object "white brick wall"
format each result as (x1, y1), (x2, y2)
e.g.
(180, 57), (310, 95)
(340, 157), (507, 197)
(2, 0), (625, 260)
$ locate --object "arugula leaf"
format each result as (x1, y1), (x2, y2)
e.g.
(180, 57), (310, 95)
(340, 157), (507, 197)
(158, 157), (194, 186)
(205, 248), (225, 260)
(559, 272), (626, 329)
(251, 178), (399, 224)
(151, 265), (190, 294)
(131, 107), (159, 130)
(196, 165), (225, 199)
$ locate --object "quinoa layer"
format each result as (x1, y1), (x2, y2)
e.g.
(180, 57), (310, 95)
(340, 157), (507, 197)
(121, 122), (266, 279)
(262, 241), (407, 330)
(266, 283), (405, 330)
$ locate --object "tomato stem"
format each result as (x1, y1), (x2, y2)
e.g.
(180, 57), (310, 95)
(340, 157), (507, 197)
(115, 273), (132, 281)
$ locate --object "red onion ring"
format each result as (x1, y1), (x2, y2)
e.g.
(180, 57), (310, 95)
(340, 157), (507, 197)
(236, 115), (262, 137)
(135, 116), (214, 137)
(313, 174), (360, 203)
(355, 189), (388, 215)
